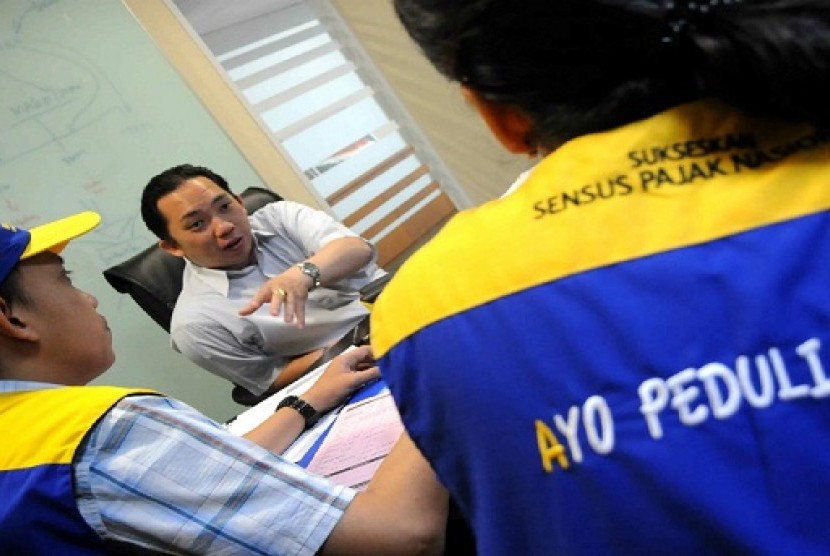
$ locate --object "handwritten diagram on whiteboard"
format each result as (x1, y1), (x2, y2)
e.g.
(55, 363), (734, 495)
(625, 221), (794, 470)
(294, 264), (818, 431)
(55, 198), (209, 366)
(0, 0), (262, 418)
(0, 0), (260, 268)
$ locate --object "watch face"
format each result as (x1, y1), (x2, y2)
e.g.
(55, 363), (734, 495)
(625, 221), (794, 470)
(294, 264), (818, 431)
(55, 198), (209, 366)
(298, 262), (321, 286)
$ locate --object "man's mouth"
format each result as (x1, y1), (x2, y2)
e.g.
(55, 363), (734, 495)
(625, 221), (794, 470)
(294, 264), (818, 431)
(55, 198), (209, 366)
(224, 237), (243, 251)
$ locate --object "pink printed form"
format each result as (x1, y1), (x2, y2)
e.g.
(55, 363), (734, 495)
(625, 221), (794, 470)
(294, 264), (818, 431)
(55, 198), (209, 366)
(306, 391), (404, 490)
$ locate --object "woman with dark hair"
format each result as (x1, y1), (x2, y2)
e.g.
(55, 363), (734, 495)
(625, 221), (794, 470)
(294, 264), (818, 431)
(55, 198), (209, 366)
(371, 1), (830, 554)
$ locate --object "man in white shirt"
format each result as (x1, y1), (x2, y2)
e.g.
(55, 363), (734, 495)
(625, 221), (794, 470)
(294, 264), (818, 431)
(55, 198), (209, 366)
(141, 164), (386, 400)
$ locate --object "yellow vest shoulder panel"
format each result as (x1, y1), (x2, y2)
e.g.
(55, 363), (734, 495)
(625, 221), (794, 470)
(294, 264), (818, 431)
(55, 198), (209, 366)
(0, 386), (156, 470)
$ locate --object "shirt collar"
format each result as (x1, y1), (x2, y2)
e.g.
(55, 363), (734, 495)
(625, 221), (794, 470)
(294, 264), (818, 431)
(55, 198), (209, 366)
(184, 231), (270, 297)
(185, 260), (233, 295)
(0, 380), (61, 393)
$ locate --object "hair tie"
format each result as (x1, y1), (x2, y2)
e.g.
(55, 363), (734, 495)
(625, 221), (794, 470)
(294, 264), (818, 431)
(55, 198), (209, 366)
(661, 0), (739, 45)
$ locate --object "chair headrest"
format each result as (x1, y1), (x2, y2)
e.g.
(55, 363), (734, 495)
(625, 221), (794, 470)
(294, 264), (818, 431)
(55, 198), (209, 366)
(103, 247), (184, 332)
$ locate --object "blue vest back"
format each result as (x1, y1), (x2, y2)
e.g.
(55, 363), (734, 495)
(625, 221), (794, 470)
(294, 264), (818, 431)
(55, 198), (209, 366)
(373, 101), (830, 555)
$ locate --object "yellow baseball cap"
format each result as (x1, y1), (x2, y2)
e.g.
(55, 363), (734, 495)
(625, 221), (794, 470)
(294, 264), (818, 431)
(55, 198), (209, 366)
(0, 211), (101, 284)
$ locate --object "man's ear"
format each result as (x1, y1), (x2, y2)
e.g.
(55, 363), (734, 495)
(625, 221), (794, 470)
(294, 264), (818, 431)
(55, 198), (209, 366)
(0, 298), (38, 342)
(159, 238), (185, 258)
(462, 86), (538, 156)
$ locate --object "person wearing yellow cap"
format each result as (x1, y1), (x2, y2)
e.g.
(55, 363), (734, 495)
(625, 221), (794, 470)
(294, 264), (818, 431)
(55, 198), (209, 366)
(0, 212), (446, 554)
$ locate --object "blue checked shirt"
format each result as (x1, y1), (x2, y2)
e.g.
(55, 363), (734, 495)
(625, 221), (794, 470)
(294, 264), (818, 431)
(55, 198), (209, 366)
(3, 381), (355, 555)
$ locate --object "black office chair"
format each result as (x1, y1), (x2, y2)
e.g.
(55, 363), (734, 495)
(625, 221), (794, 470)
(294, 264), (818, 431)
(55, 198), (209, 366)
(103, 186), (391, 406)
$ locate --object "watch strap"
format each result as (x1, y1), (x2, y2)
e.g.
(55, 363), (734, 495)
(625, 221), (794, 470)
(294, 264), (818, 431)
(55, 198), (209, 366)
(276, 395), (320, 429)
(295, 261), (321, 290)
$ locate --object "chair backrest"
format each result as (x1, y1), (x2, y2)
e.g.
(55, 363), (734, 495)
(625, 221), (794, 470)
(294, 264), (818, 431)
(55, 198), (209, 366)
(103, 186), (282, 332)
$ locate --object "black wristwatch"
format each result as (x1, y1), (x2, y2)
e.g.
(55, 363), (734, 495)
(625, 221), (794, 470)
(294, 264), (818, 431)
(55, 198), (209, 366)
(276, 395), (320, 430)
(295, 261), (321, 290)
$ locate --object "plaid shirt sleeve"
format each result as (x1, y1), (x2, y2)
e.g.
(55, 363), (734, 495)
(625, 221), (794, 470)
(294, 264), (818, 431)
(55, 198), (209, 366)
(73, 394), (355, 555)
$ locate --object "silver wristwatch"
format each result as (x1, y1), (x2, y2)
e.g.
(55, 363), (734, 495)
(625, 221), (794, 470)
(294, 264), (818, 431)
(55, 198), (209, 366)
(295, 261), (321, 290)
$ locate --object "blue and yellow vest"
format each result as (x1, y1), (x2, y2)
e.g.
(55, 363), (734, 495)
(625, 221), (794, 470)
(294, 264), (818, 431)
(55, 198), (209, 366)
(373, 100), (830, 554)
(0, 386), (152, 555)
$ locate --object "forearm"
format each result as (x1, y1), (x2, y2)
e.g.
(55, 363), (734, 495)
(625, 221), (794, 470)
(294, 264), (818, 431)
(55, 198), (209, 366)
(305, 237), (373, 286)
(241, 352), (325, 454)
(271, 348), (326, 390)
(242, 406), (306, 454)
(239, 237), (374, 320)
(246, 347), (378, 453)
(321, 432), (449, 555)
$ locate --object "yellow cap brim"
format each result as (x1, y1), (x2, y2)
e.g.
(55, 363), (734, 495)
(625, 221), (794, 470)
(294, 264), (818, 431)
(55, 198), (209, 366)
(21, 211), (101, 260)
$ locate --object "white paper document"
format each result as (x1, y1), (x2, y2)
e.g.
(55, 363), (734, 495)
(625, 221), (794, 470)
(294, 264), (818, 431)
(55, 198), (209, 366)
(306, 390), (404, 490)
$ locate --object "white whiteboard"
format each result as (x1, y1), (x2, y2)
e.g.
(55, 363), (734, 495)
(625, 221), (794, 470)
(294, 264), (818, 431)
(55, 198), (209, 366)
(0, 0), (262, 420)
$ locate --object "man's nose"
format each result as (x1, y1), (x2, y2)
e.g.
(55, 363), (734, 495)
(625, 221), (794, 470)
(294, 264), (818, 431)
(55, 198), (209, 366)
(84, 291), (99, 308)
(213, 217), (234, 236)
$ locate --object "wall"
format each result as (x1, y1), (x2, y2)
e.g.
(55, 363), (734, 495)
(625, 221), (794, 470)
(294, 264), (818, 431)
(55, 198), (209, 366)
(0, 0), (260, 421)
